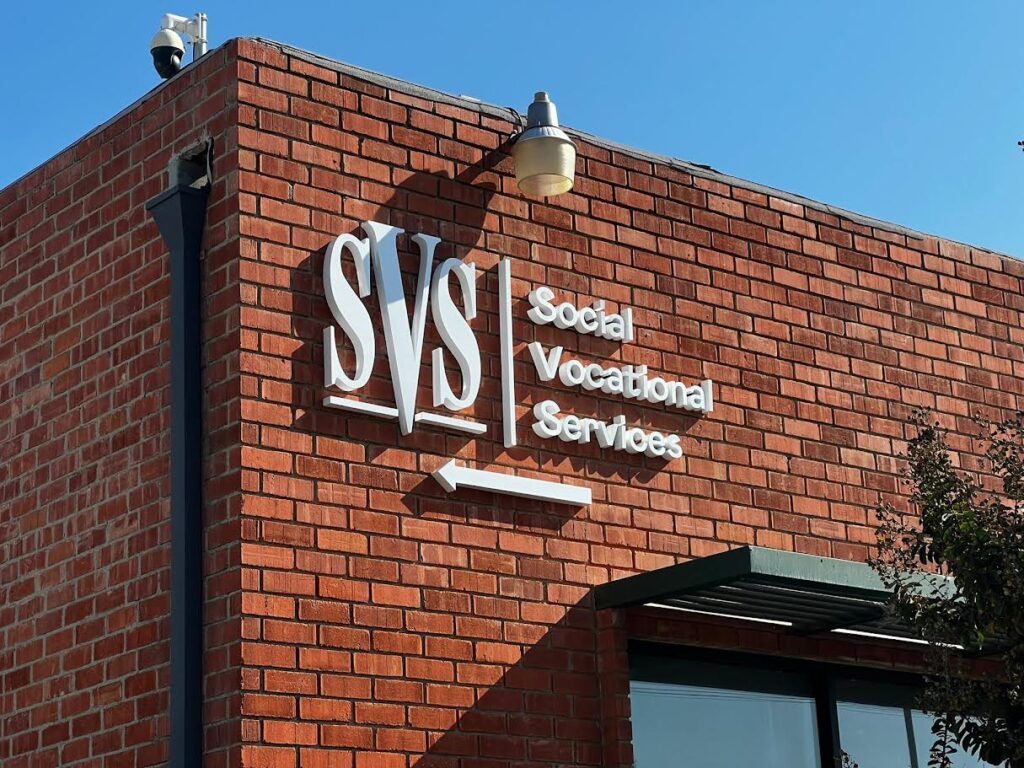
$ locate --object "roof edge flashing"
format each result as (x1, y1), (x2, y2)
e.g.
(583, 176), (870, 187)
(250, 37), (1018, 262)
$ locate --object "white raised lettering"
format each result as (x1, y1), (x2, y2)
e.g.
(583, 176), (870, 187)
(645, 431), (666, 458)
(362, 222), (434, 435)
(560, 414), (582, 442)
(577, 306), (598, 333)
(527, 286), (557, 324)
(582, 363), (605, 391)
(554, 302), (577, 330)
(528, 342), (563, 381)
(559, 359), (586, 387)
(323, 233), (375, 391)
(532, 400), (562, 438)
(430, 258), (480, 411)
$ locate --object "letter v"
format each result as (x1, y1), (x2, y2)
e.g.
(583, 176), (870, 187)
(594, 420), (617, 448)
(527, 341), (563, 381)
(362, 221), (438, 434)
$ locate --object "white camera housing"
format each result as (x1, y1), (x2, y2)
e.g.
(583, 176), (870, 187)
(151, 12), (208, 80)
(151, 28), (186, 79)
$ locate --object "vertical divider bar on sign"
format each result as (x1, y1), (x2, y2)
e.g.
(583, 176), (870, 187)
(498, 258), (517, 448)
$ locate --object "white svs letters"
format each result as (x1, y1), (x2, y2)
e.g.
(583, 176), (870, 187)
(323, 221), (480, 434)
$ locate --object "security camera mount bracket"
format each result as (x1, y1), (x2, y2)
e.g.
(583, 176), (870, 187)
(161, 12), (208, 59)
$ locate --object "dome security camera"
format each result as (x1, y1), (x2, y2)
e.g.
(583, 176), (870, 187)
(151, 27), (185, 79)
(150, 12), (208, 80)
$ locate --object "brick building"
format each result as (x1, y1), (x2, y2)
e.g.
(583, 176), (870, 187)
(2, 37), (1020, 768)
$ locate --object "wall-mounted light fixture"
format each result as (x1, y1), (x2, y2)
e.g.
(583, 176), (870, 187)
(511, 92), (576, 198)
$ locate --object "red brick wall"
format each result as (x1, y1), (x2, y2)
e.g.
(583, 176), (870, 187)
(232, 39), (1024, 768)
(0, 45), (241, 767)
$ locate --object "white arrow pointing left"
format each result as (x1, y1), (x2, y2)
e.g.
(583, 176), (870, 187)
(432, 460), (592, 506)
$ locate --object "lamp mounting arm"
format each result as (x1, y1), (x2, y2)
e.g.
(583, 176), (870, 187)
(505, 106), (526, 145)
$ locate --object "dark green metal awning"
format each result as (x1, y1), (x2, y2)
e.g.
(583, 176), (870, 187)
(595, 546), (951, 643)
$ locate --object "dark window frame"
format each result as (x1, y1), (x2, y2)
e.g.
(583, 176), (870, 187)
(628, 641), (937, 768)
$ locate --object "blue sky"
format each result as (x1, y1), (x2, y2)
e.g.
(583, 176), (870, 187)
(4, 2), (1023, 256)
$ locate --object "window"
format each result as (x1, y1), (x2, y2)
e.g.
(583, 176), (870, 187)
(837, 680), (990, 768)
(631, 660), (821, 767)
(629, 644), (996, 768)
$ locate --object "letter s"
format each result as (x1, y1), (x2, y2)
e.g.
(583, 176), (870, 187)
(323, 233), (375, 391)
(527, 286), (557, 325)
(431, 259), (481, 410)
(532, 400), (562, 439)
(664, 434), (684, 460)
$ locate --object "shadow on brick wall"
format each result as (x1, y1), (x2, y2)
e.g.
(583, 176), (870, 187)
(403, 596), (633, 768)
(287, 147), (507, 478)
(288, 145), (698, 527)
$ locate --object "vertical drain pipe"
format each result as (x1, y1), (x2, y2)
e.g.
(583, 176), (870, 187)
(146, 155), (209, 768)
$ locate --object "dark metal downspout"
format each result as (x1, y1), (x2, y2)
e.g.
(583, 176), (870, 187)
(146, 185), (209, 768)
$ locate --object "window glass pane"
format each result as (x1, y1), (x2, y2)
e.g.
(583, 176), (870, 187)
(837, 679), (1000, 768)
(630, 678), (821, 768)
(911, 711), (995, 768)
(836, 699), (914, 768)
